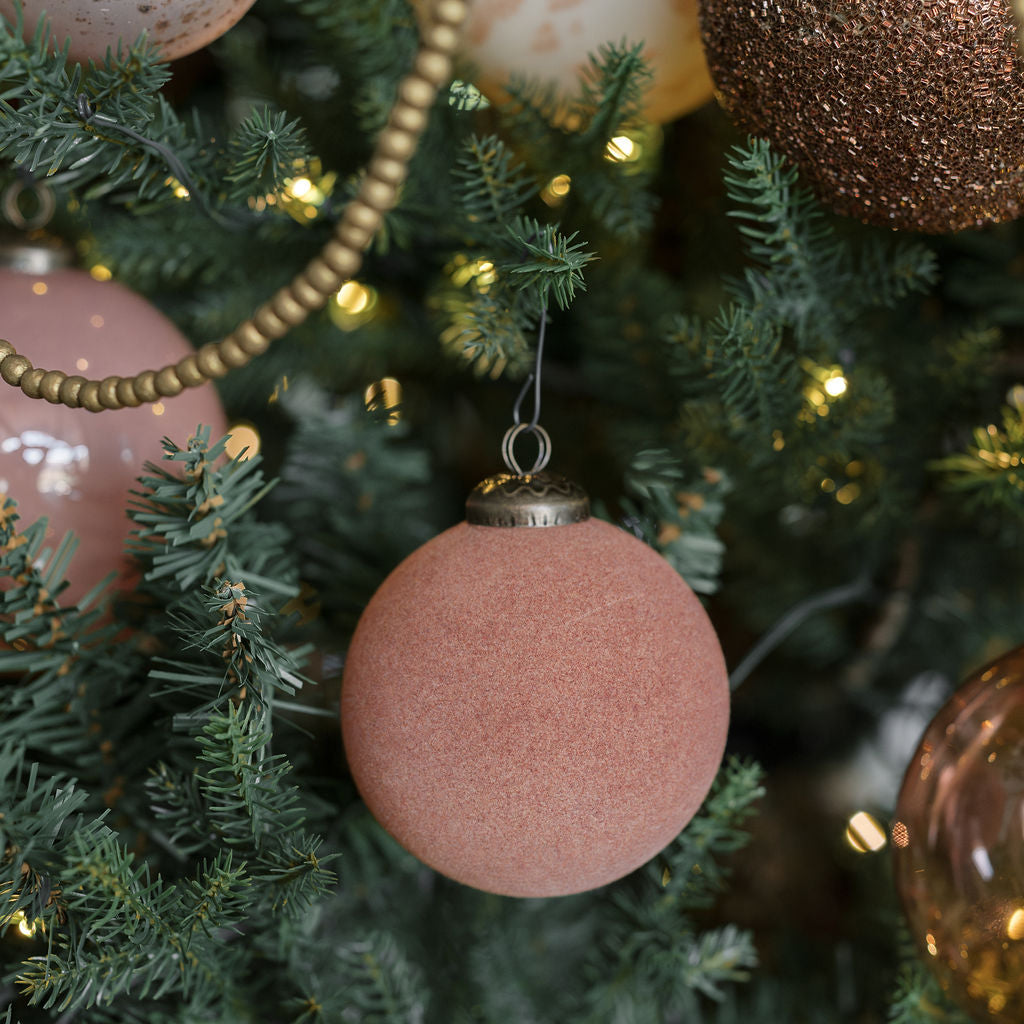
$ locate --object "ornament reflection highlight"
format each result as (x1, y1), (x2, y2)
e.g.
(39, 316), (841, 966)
(0, 430), (89, 498)
(892, 646), (1024, 1024)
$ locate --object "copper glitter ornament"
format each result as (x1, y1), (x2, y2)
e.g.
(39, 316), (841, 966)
(698, 0), (1024, 232)
(892, 646), (1024, 1023)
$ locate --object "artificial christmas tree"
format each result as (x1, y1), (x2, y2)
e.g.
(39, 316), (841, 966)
(2, 0), (1024, 1021)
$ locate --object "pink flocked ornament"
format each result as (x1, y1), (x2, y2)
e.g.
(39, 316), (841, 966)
(1, 0), (256, 64)
(342, 471), (730, 897)
(0, 241), (227, 605)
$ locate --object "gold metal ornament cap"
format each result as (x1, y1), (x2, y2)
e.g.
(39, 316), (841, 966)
(465, 471), (591, 528)
(0, 230), (74, 274)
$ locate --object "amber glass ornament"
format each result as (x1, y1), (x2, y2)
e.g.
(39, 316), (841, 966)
(698, 0), (1024, 232)
(892, 646), (1024, 1023)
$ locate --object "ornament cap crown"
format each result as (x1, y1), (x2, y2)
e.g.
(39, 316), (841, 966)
(466, 471), (590, 527)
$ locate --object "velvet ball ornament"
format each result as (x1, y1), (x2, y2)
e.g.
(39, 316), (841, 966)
(1, 0), (256, 64)
(892, 645), (1024, 1023)
(0, 243), (227, 605)
(698, 0), (1024, 232)
(443, 0), (713, 125)
(341, 473), (730, 897)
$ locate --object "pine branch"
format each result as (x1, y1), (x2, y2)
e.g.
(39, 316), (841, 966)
(580, 759), (764, 1019)
(619, 449), (731, 595)
(270, 392), (441, 634)
(440, 288), (536, 379)
(324, 932), (428, 1023)
(149, 703), (336, 918)
(888, 961), (973, 1024)
(0, 749), (100, 928)
(706, 304), (801, 437)
(451, 133), (534, 226)
(647, 757), (765, 908)
(224, 108), (310, 201)
(127, 427), (295, 597)
(723, 138), (936, 351)
(506, 216), (593, 310)
(930, 398), (1024, 515)
(574, 41), (653, 146)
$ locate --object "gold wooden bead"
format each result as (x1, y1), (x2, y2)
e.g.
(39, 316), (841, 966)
(0, 354), (31, 386)
(270, 288), (307, 326)
(413, 50), (451, 87)
(218, 338), (249, 368)
(336, 221), (374, 252)
(359, 178), (398, 213)
(20, 367), (45, 400)
(155, 366), (184, 397)
(399, 76), (436, 112)
(294, 262), (338, 303)
(321, 240), (361, 278)
(79, 381), (104, 413)
(253, 305), (290, 340)
(231, 322), (272, 356)
(347, 201), (382, 235)
(378, 128), (416, 162)
(391, 104), (429, 134)
(301, 256), (342, 296)
(39, 369), (67, 404)
(196, 344), (229, 378)
(116, 378), (143, 407)
(175, 354), (205, 388)
(369, 156), (409, 187)
(434, 0), (469, 27)
(133, 371), (159, 404)
(0, 340), (14, 359)
(98, 376), (124, 410)
(58, 375), (87, 407)
(424, 23), (461, 55)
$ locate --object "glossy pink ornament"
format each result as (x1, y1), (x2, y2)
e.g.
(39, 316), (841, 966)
(892, 645), (1024, 1023)
(0, 255), (226, 605)
(2, 0), (256, 64)
(342, 475), (730, 897)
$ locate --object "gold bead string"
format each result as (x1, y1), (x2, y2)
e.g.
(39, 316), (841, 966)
(0, 0), (468, 413)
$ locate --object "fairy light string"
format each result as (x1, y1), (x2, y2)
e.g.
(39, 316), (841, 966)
(0, 0), (468, 412)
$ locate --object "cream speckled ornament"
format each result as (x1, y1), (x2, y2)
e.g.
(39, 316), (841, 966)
(2, 0), (256, 63)
(445, 0), (712, 124)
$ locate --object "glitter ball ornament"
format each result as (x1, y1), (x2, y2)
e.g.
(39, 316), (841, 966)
(1, 0), (256, 64)
(447, 0), (712, 125)
(341, 472), (730, 898)
(0, 240), (227, 605)
(892, 645), (1024, 1023)
(698, 0), (1024, 232)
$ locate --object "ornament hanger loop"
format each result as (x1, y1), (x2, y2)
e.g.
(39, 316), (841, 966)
(0, 0), (469, 412)
(2, 179), (56, 231)
(501, 422), (552, 476)
(512, 308), (548, 431)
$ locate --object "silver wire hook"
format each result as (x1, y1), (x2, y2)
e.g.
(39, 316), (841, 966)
(501, 422), (552, 476)
(512, 307), (547, 430)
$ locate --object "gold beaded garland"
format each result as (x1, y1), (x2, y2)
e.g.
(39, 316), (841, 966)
(0, 0), (468, 411)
